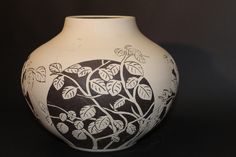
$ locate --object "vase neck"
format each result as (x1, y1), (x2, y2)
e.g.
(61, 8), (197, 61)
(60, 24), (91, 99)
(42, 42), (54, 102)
(61, 16), (141, 36)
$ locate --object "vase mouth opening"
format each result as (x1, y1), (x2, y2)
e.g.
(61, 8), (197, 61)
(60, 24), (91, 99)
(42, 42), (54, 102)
(67, 15), (135, 20)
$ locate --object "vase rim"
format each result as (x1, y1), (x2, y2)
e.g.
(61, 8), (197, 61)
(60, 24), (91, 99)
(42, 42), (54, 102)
(62, 15), (139, 35)
(66, 15), (135, 20)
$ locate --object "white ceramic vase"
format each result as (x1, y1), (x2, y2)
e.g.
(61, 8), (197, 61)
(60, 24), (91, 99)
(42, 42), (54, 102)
(21, 15), (179, 152)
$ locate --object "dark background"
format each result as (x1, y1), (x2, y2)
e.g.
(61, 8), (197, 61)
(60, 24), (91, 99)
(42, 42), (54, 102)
(1, 0), (236, 156)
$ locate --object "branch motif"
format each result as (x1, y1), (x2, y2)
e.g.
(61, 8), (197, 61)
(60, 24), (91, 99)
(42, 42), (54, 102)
(46, 45), (157, 150)
(22, 45), (178, 151)
(21, 61), (46, 118)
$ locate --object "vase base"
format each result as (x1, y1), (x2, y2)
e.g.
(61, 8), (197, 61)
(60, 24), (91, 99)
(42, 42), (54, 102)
(68, 142), (136, 152)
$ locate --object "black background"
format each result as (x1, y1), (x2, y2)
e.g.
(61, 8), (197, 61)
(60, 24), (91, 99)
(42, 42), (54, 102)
(1, 0), (236, 156)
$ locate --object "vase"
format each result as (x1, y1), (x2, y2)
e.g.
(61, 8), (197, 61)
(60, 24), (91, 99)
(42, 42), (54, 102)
(21, 15), (179, 152)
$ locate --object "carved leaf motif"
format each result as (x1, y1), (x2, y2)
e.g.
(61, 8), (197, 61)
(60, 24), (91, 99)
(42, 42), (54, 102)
(72, 130), (87, 140)
(88, 122), (102, 134)
(106, 64), (120, 76)
(125, 61), (144, 76)
(22, 70), (34, 95)
(65, 64), (81, 73)
(126, 123), (136, 135)
(113, 98), (125, 109)
(26, 70), (35, 83)
(114, 48), (126, 57)
(39, 102), (48, 114)
(113, 120), (124, 130)
(90, 78), (108, 94)
(68, 110), (76, 121)
(74, 120), (84, 130)
(49, 63), (62, 73)
(59, 113), (67, 122)
(95, 116), (110, 131)
(80, 105), (96, 120)
(56, 122), (69, 134)
(125, 45), (135, 55)
(98, 68), (113, 81)
(77, 67), (92, 77)
(126, 77), (138, 89)
(45, 115), (53, 126)
(137, 84), (152, 100)
(53, 76), (64, 90)
(62, 86), (77, 99)
(134, 50), (146, 63)
(111, 136), (120, 142)
(106, 80), (122, 96)
(35, 66), (46, 82)
(22, 70), (35, 95)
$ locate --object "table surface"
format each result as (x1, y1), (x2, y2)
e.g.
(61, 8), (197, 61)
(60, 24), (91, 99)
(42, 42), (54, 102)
(2, 43), (236, 157)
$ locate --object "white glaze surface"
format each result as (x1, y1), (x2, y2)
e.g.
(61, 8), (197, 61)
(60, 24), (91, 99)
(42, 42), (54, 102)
(21, 16), (179, 152)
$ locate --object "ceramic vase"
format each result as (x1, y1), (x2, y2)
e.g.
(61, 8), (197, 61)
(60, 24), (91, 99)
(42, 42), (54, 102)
(21, 15), (179, 152)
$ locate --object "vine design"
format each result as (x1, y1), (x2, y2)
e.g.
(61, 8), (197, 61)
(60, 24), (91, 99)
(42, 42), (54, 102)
(164, 54), (178, 90)
(21, 45), (178, 150)
(46, 45), (158, 150)
(136, 54), (178, 139)
(21, 61), (46, 117)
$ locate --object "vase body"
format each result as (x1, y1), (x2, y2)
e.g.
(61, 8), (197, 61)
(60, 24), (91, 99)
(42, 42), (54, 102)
(21, 16), (179, 152)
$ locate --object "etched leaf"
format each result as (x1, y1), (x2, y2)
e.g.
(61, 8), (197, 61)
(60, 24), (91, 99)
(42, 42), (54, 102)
(90, 78), (108, 94)
(114, 48), (126, 57)
(125, 45), (136, 55)
(22, 70), (35, 95)
(62, 86), (77, 99)
(39, 102), (48, 114)
(95, 116), (110, 130)
(124, 45), (133, 49)
(26, 70), (35, 84)
(98, 68), (113, 81)
(113, 120), (124, 130)
(74, 120), (84, 130)
(72, 130), (87, 140)
(137, 84), (153, 100)
(77, 67), (92, 77)
(113, 98), (125, 109)
(80, 105), (96, 120)
(65, 64), (81, 73)
(49, 63), (62, 73)
(56, 122), (69, 134)
(126, 77), (138, 89)
(134, 50), (146, 63)
(45, 115), (53, 126)
(88, 122), (102, 134)
(53, 76), (64, 90)
(111, 136), (120, 142)
(68, 110), (76, 121)
(107, 64), (120, 76)
(126, 123), (136, 135)
(35, 66), (46, 82)
(106, 80), (122, 96)
(59, 113), (67, 122)
(125, 61), (144, 76)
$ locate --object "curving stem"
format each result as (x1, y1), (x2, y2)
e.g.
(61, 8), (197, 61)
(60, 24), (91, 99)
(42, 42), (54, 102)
(118, 102), (155, 149)
(96, 108), (129, 141)
(53, 62), (117, 149)
(55, 73), (88, 96)
(85, 60), (117, 134)
(82, 129), (98, 149)
(120, 54), (144, 116)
